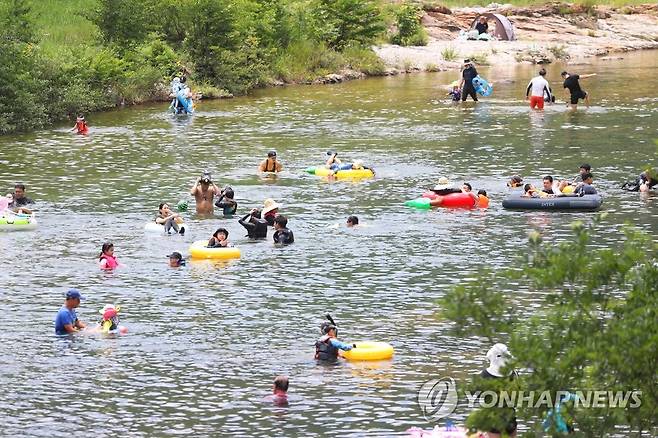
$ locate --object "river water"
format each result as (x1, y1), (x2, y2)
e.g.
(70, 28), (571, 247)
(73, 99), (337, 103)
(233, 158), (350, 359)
(1, 51), (657, 437)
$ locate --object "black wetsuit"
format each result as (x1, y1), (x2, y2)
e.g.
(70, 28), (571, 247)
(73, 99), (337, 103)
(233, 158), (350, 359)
(273, 227), (294, 245)
(238, 213), (268, 239)
(462, 66), (479, 102)
(563, 75), (587, 104)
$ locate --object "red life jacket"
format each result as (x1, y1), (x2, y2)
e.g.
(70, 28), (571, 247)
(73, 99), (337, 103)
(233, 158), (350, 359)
(100, 254), (118, 270)
(75, 120), (88, 134)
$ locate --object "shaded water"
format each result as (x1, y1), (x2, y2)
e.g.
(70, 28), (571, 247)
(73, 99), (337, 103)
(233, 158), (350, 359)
(1, 51), (657, 436)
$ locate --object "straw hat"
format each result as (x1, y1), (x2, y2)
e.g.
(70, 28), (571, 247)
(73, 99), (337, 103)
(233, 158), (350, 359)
(433, 177), (452, 191)
(262, 198), (280, 215)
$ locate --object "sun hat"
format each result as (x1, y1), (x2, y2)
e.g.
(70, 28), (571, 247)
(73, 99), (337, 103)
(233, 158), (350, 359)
(433, 176), (452, 190)
(262, 198), (280, 215)
(99, 304), (120, 315)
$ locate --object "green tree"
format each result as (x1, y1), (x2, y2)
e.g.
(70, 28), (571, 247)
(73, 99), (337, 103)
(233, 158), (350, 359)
(390, 3), (428, 46)
(440, 217), (658, 436)
(314, 0), (385, 50)
(92, 0), (157, 48)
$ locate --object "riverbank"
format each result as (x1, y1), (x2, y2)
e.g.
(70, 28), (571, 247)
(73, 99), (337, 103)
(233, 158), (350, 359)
(373, 3), (658, 71)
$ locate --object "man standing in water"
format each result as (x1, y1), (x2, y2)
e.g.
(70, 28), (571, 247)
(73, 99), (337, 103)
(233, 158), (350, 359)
(190, 171), (221, 215)
(55, 289), (87, 335)
(561, 71), (596, 110)
(526, 68), (552, 110)
(459, 59), (479, 102)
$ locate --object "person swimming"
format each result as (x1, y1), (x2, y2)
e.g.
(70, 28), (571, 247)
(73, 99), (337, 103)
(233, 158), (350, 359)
(98, 242), (120, 270)
(215, 186), (238, 216)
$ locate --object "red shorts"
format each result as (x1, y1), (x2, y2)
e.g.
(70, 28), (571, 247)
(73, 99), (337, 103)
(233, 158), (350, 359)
(529, 95), (544, 109)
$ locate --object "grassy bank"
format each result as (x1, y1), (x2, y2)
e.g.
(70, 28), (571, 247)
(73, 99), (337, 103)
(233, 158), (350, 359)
(3, 0), (431, 135)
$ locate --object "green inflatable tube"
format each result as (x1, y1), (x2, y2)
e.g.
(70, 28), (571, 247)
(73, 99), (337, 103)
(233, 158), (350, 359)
(305, 167), (317, 175)
(405, 198), (431, 209)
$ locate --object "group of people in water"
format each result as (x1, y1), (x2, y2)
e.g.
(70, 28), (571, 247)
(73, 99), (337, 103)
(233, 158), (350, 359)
(512, 163), (599, 198)
(453, 58), (596, 111)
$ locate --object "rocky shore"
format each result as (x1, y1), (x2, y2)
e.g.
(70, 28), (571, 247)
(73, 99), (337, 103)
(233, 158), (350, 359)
(373, 2), (658, 72)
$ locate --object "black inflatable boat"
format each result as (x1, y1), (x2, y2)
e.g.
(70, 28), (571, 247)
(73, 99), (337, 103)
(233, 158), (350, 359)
(502, 194), (603, 211)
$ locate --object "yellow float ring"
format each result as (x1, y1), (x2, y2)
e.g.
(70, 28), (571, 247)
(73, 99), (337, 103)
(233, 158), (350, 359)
(562, 185), (575, 194)
(342, 341), (394, 361)
(312, 167), (374, 179)
(189, 240), (241, 259)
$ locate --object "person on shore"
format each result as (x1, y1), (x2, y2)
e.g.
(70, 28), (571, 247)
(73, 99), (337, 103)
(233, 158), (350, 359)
(526, 68), (552, 110)
(475, 16), (488, 35)
(346, 216), (359, 228)
(214, 187), (238, 216)
(71, 115), (89, 135)
(315, 315), (354, 362)
(273, 215), (294, 245)
(99, 242), (120, 270)
(258, 150), (283, 173)
(478, 343), (518, 438)
(9, 183), (34, 214)
(262, 198), (280, 226)
(156, 202), (184, 234)
(431, 177), (462, 196)
(459, 59), (479, 102)
(264, 376), (290, 406)
(190, 171), (222, 215)
(561, 71), (596, 110)
(167, 251), (185, 267)
(55, 289), (87, 335)
(208, 228), (230, 248)
(574, 173), (597, 195)
(238, 208), (268, 239)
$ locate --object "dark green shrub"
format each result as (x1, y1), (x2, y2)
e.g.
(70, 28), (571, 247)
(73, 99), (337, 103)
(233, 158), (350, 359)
(391, 3), (428, 46)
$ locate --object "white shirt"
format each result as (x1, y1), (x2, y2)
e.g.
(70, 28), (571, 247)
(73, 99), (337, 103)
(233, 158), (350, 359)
(527, 76), (551, 98)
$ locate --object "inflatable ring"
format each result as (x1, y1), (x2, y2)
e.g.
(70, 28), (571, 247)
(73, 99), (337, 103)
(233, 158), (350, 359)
(472, 75), (493, 97)
(189, 240), (241, 259)
(305, 167), (374, 180)
(342, 341), (394, 361)
(407, 192), (477, 209)
(502, 194), (602, 211)
(144, 222), (189, 233)
(0, 215), (37, 231)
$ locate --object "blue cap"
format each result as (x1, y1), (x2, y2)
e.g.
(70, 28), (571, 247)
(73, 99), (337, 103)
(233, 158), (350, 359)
(66, 288), (85, 300)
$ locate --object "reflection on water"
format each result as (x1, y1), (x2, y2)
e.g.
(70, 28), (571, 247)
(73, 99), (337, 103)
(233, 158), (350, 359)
(0, 51), (657, 436)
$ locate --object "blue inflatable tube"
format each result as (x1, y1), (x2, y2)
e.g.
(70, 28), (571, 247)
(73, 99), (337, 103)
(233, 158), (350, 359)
(176, 89), (194, 114)
(472, 75), (493, 97)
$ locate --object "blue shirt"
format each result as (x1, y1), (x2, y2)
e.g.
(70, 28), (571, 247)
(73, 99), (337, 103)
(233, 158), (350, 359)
(329, 339), (353, 351)
(55, 306), (78, 335)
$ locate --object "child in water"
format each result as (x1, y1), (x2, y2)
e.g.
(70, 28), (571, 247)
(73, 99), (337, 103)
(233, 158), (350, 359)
(477, 189), (490, 208)
(214, 186), (238, 216)
(98, 304), (127, 334)
(315, 315), (354, 362)
(208, 228), (230, 248)
(71, 115), (88, 135)
(447, 84), (461, 101)
(98, 242), (120, 270)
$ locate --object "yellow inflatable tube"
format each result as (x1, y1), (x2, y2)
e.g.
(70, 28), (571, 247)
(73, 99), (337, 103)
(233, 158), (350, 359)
(189, 240), (241, 259)
(342, 341), (394, 361)
(307, 167), (374, 179)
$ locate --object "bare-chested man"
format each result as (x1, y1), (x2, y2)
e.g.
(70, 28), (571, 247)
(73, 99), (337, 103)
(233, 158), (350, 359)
(190, 171), (221, 215)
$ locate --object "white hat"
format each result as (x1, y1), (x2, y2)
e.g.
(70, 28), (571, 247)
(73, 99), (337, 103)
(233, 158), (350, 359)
(486, 343), (511, 377)
(98, 304), (120, 315)
(433, 177), (452, 191)
(262, 198), (280, 215)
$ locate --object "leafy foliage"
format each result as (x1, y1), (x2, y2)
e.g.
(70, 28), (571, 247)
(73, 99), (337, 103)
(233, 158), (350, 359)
(439, 216), (658, 436)
(391, 3), (428, 46)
